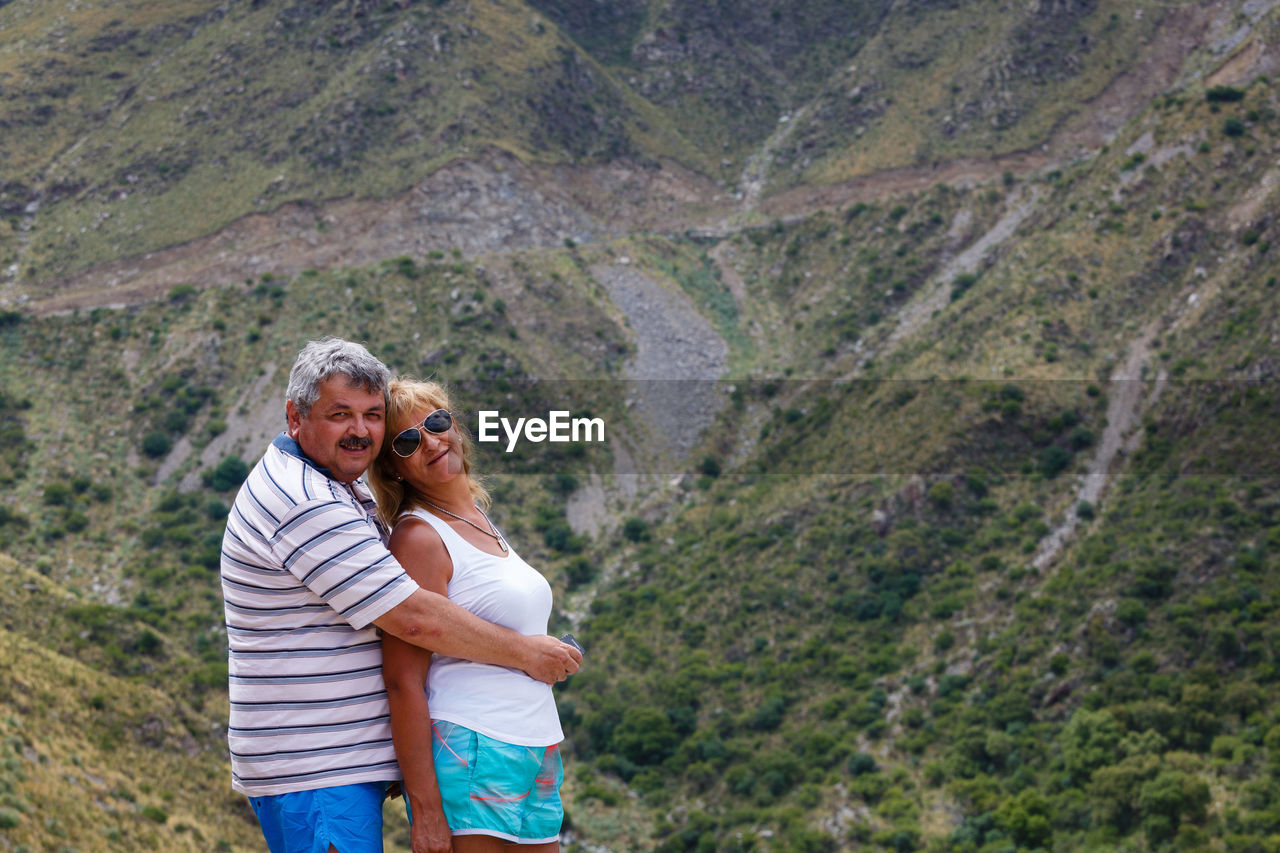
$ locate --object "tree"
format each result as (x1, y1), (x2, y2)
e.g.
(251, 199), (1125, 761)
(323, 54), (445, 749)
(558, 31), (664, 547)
(1061, 708), (1122, 780)
(996, 788), (1052, 848)
(1090, 754), (1160, 832)
(1138, 769), (1210, 844)
(612, 707), (680, 766)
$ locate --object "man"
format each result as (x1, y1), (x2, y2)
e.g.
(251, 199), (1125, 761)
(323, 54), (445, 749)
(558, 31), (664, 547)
(220, 337), (580, 853)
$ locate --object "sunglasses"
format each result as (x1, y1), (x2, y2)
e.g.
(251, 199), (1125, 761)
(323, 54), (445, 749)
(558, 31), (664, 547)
(390, 409), (453, 458)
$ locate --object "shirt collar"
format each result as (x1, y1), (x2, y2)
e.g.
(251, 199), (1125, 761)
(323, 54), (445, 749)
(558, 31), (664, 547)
(272, 432), (337, 480)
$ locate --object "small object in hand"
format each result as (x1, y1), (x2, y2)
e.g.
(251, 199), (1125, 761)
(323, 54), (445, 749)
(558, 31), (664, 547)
(559, 633), (584, 657)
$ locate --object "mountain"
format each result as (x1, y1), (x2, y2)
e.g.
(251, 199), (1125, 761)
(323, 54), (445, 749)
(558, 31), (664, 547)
(1, 0), (1279, 850)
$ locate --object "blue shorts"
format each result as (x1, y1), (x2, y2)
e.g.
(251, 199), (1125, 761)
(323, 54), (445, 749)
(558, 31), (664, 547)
(250, 781), (387, 853)
(407, 721), (564, 844)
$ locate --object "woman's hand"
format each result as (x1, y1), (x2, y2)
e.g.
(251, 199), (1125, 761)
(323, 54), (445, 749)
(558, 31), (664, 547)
(410, 803), (453, 853)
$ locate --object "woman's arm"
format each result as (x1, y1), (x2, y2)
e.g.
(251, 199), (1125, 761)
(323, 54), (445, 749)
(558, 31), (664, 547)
(383, 519), (455, 853)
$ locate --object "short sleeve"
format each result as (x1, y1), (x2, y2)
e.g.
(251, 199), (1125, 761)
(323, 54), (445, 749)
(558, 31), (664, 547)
(270, 498), (417, 629)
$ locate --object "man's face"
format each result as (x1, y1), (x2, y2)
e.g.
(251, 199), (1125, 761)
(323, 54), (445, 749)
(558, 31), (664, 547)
(286, 375), (386, 484)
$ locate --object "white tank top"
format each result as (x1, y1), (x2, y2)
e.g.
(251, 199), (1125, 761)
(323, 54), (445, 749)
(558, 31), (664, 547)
(408, 507), (563, 746)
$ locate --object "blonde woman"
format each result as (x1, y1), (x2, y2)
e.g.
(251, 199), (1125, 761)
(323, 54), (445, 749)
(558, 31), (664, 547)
(369, 379), (571, 853)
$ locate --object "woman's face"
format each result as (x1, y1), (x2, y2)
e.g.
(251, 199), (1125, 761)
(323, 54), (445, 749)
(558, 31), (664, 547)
(390, 405), (464, 492)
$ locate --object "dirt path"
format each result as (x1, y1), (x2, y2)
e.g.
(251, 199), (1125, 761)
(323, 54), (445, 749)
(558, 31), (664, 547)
(17, 152), (733, 316)
(874, 185), (1042, 363)
(1026, 151), (1271, 569)
(1030, 323), (1165, 572)
(738, 103), (814, 211)
(761, 153), (1050, 224)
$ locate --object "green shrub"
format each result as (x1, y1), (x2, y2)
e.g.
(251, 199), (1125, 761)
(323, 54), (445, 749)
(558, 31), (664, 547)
(1061, 708), (1121, 777)
(208, 456), (249, 492)
(188, 660), (229, 693)
(393, 256), (419, 279)
(141, 431), (171, 458)
(549, 472), (579, 495)
(1116, 599), (1147, 627)
(168, 283), (197, 302)
(951, 272), (979, 300)
(750, 694), (787, 731)
(1037, 445), (1073, 477)
(42, 481), (72, 506)
(996, 789), (1052, 847)
(930, 597), (964, 620)
(565, 556), (596, 589)
(1206, 85), (1245, 102)
(1069, 427), (1095, 450)
(612, 707), (679, 766)
(542, 521), (584, 553)
(141, 804), (168, 823)
(623, 517), (650, 542)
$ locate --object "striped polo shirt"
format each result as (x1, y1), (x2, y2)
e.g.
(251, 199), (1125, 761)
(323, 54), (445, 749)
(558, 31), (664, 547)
(220, 433), (418, 797)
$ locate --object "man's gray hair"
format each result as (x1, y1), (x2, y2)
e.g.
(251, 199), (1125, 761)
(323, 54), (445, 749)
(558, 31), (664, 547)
(286, 337), (391, 417)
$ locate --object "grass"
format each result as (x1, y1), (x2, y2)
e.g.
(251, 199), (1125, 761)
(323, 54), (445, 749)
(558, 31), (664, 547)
(782, 0), (1164, 188)
(3, 0), (707, 282)
(0, 556), (262, 852)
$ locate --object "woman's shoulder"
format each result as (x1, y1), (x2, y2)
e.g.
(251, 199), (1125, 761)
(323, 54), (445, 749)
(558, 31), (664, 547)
(388, 514), (453, 588)
(389, 513), (445, 548)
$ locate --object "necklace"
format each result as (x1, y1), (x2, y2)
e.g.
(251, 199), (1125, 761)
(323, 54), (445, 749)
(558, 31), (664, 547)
(421, 498), (508, 554)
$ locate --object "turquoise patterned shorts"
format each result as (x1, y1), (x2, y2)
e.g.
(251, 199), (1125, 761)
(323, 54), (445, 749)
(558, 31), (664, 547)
(406, 721), (564, 844)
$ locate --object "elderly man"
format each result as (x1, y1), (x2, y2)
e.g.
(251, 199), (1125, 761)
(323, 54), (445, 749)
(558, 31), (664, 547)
(220, 337), (580, 853)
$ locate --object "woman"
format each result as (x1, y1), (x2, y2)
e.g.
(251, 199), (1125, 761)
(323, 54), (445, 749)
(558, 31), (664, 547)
(369, 378), (567, 853)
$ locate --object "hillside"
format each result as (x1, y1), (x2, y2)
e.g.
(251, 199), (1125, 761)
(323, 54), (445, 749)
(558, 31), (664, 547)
(556, 77), (1280, 848)
(0, 554), (263, 850)
(1, 0), (1279, 851)
(2, 0), (1262, 309)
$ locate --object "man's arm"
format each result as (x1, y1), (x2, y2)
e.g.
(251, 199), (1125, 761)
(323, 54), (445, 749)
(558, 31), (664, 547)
(372, 518), (581, 683)
(375, 588), (579, 683)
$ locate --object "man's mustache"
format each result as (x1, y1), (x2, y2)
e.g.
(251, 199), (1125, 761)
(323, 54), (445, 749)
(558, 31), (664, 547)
(338, 436), (374, 450)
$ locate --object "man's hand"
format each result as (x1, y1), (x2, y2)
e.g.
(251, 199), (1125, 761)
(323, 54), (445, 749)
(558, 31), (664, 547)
(522, 635), (583, 684)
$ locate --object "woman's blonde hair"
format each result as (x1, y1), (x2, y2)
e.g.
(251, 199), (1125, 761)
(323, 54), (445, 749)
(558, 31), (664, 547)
(368, 378), (490, 528)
